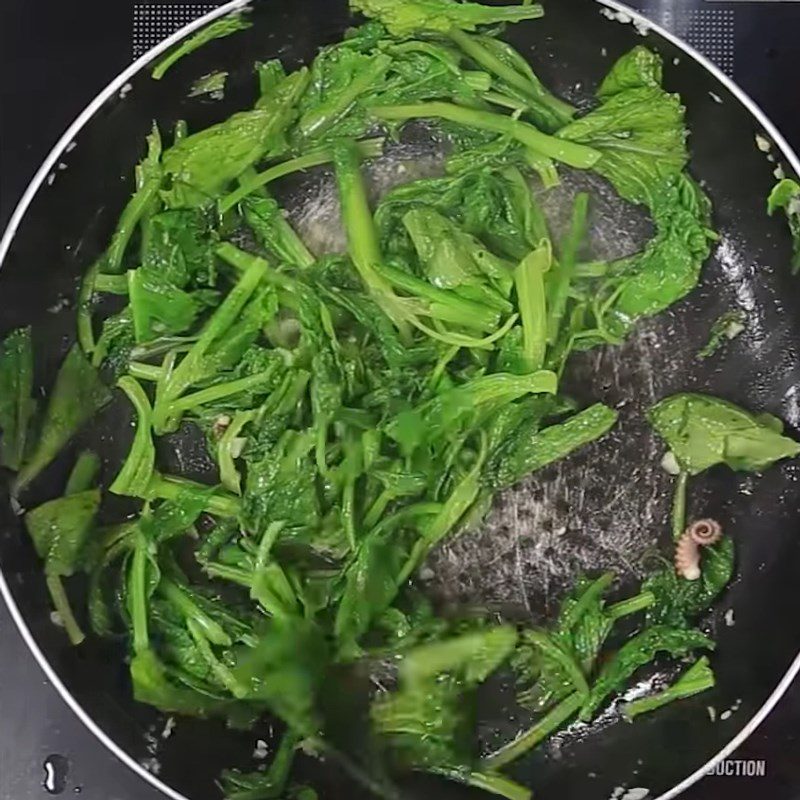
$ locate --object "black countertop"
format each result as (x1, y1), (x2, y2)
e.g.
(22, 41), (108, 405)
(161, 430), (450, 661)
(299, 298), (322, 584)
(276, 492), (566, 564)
(1, 1), (799, 799)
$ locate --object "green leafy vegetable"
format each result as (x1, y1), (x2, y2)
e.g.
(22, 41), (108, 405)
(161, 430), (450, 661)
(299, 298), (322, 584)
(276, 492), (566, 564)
(25, 489), (102, 644)
(605, 175), (716, 332)
(399, 625), (517, 686)
(513, 573), (615, 713)
(232, 617), (328, 735)
(15, 346), (112, 493)
(622, 656), (715, 720)
(350, 0), (544, 37)
(0, 327), (35, 470)
(768, 177), (800, 273)
(109, 377), (156, 497)
(162, 69), (308, 207)
(648, 393), (800, 475)
(242, 195), (315, 269)
(697, 310), (747, 360)
(372, 102), (601, 169)
(334, 525), (415, 655)
(597, 45), (663, 97)
(152, 13), (253, 80)
(6, 12), (765, 799)
(189, 70), (228, 98)
(489, 403), (618, 489)
(580, 626), (714, 720)
(557, 47), (688, 206)
(643, 536), (734, 628)
(373, 626), (518, 791)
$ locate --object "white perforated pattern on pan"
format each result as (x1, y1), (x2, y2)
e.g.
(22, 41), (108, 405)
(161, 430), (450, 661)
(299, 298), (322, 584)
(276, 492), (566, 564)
(636, 6), (735, 75)
(132, 3), (221, 60)
(131, 1), (736, 76)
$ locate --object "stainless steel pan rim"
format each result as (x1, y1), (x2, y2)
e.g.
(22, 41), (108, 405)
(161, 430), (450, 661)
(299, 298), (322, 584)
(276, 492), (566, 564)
(0, 1), (798, 798)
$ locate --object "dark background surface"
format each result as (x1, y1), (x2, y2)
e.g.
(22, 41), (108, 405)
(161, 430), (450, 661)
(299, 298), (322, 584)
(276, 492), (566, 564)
(1, 1), (799, 799)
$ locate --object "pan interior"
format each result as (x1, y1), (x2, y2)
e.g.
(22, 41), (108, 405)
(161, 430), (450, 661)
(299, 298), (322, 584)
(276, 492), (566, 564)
(1, 2), (799, 799)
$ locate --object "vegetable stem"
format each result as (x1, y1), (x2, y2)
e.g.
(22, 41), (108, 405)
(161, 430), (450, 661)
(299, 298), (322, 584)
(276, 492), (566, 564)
(547, 192), (589, 344)
(672, 471), (689, 541)
(484, 691), (582, 769)
(94, 273), (130, 295)
(333, 140), (412, 340)
(376, 262), (499, 332)
(77, 265), (98, 355)
(204, 562), (252, 587)
(623, 656), (715, 720)
(218, 410), (256, 495)
(370, 102), (600, 168)
(169, 369), (278, 414)
(219, 138), (384, 214)
(129, 538), (151, 655)
(146, 474), (241, 518)
(427, 766), (531, 800)
(102, 125), (163, 274)
(46, 574), (85, 646)
(398, 441), (487, 584)
(153, 255), (268, 431)
(256, 521), (286, 570)
(449, 28), (572, 122)
(298, 54), (391, 140)
(606, 591), (655, 621)
(110, 377), (155, 498)
(161, 579), (231, 646)
(65, 451), (101, 495)
(129, 362), (163, 382)
(515, 243), (550, 371)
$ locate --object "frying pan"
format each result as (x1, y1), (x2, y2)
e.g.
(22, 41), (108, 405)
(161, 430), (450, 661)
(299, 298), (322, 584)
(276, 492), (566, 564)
(1, 1), (799, 798)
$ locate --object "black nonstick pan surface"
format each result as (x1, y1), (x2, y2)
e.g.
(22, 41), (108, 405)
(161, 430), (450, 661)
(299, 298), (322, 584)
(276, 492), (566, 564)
(1, 1), (799, 799)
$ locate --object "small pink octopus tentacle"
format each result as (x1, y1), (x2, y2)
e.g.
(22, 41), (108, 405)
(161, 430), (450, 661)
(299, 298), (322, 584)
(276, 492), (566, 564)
(674, 519), (723, 581)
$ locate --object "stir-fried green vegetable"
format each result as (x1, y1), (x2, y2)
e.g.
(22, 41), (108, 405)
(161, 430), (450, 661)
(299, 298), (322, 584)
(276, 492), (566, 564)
(2, 3), (797, 799)
(152, 13), (253, 80)
(0, 327), (35, 471)
(649, 393), (800, 475)
(768, 177), (800, 272)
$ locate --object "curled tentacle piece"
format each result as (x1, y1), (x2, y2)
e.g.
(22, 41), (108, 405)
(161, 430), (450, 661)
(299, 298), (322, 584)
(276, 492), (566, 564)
(675, 519), (723, 581)
(687, 518), (723, 546)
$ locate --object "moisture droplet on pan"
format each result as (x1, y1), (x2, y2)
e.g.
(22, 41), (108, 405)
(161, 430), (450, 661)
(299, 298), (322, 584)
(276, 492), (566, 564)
(43, 754), (69, 795)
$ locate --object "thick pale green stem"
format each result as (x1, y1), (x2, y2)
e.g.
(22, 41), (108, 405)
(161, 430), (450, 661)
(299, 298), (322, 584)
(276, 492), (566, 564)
(547, 192), (589, 344)
(450, 28), (573, 124)
(219, 138), (384, 214)
(65, 451), (101, 495)
(46, 574), (85, 646)
(515, 243), (550, 372)
(672, 471), (689, 541)
(606, 591), (655, 621)
(146, 473), (241, 518)
(168, 369), (278, 415)
(376, 262), (499, 332)
(129, 362), (163, 382)
(370, 103), (600, 169)
(333, 140), (412, 340)
(110, 376), (155, 497)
